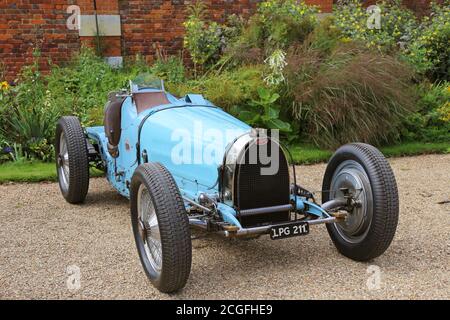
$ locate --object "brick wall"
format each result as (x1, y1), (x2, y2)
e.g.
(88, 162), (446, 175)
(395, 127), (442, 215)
(0, 0), (80, 80)
(0, 0), (336, 81)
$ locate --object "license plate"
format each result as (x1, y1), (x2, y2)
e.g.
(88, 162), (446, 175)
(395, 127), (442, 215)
(270, 221), (309, 240)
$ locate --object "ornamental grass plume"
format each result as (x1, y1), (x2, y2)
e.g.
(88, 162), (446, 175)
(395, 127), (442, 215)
(284, 40), (417, 148)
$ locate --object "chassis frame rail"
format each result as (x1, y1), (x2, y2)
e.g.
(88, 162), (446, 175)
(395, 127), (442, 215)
(187, 198), (347, 238)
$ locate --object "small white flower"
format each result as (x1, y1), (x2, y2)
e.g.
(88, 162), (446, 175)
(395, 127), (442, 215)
(264, 49), (287, 86)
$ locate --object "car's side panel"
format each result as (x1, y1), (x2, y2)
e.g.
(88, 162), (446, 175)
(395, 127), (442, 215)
(86, 98), (140, 197)
(85, 125), (128, 194)
(87, 93), (250, 200)
(116, 98), (139, 190)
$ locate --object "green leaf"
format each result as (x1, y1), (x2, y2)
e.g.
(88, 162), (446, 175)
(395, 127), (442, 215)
(257, 87), (270, 100)
(267, 93), (280, 104)
(239, 110), (257, 121)
(266, 118), (292, 132)
(262, 107), (279, 121)
(267, 106), (279, 118)
(257, 87), (280, 104)
(239, 110), (260, 125)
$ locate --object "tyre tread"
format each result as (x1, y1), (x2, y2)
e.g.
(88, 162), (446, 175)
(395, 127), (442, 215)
(323, 143), (399, 261)
(56, 116), (89, 204)
(131, 163), (191, 293)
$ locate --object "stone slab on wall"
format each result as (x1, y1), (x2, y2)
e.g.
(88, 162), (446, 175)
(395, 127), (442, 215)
(79, 14), (121, 36)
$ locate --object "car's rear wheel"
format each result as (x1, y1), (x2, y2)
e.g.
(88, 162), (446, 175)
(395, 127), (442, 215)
(130, 162), (192, 293)
(322, 143), (399, 261)
(55, 116), (89, 204)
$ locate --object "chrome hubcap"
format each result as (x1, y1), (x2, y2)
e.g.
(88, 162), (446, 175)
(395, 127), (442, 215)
(58, 132), (70, 190)
(330, 160), (373, 243)
(137, 184), (162, 273)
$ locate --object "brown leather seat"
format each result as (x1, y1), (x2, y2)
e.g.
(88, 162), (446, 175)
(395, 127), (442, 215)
(133, 91), (170, 113)
(104, 92), (126, 157)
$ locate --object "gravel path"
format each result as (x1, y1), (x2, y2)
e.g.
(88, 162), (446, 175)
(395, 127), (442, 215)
(0, 154), (449, 300)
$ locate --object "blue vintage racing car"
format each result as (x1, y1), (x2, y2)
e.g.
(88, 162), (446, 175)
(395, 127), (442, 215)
(56, 75), (399, 293)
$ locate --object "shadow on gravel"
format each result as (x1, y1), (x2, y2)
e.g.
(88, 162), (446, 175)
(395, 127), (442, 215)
(190, 233), (315, 274)
(84, 189), (128, 207)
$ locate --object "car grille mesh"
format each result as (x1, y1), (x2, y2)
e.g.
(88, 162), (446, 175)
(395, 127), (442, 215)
(234, 141), (290, 227)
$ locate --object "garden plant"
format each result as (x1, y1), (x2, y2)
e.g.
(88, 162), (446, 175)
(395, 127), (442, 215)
(0, 0), (449, 180)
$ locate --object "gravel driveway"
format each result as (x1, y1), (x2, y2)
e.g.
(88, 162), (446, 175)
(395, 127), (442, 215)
(0, 154), (449, 299)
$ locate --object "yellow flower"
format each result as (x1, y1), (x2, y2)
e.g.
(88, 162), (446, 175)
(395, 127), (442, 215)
(0, 81), (9, 91)
(437, 102), (450, 122)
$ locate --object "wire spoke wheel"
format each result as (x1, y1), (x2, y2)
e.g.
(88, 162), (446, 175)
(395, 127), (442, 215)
(57, 132), (70, 191)
(130, 162), (192, 293)
(137, 184), (162, 273)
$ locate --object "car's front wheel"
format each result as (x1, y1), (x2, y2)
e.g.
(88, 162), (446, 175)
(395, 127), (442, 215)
(130, 162), (192, 293)
(322, 143), (399, 261)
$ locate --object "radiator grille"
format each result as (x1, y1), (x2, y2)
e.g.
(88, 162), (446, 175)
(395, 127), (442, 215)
(234, 140), (290, 227)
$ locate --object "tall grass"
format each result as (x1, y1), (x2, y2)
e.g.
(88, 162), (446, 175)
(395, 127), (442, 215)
(284, 28), (417, 148)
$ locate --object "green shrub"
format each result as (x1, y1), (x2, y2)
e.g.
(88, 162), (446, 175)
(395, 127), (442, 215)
(0, 79), (15, 163)
(258, 0), (319, 49)
(226, 0), (318, 66)
(46, 47), (138, 126)
(284, 25), (417, 148)
(0, 137), (12, 163)
(1, 56), (60, 161)
(234, 86), (291, 132)
(401, 82), (450, 142)
(183, 1), (223, 73)
(333, 0), (449, 82)
(404, 3), (450, 82)
(0, 47), (147, 161)
(149, 54), (185, 84)
(167, 65), (265, 112)
(333, 0), (418, 52)
(221, 14), (246, 43)
(0, 80), (12, 143)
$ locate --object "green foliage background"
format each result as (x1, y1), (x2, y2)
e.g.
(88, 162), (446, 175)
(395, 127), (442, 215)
(0, 0), (449, 164)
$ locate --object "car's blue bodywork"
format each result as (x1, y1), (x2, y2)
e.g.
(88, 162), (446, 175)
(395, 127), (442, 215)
(86, 88), (331, 230)
(53, 75), (398, 294)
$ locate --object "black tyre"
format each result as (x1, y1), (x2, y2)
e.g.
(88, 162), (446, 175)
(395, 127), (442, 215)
(322, 143), (399, 261)
(55, 116), (90, 204)
(130, 162), (192, 293)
